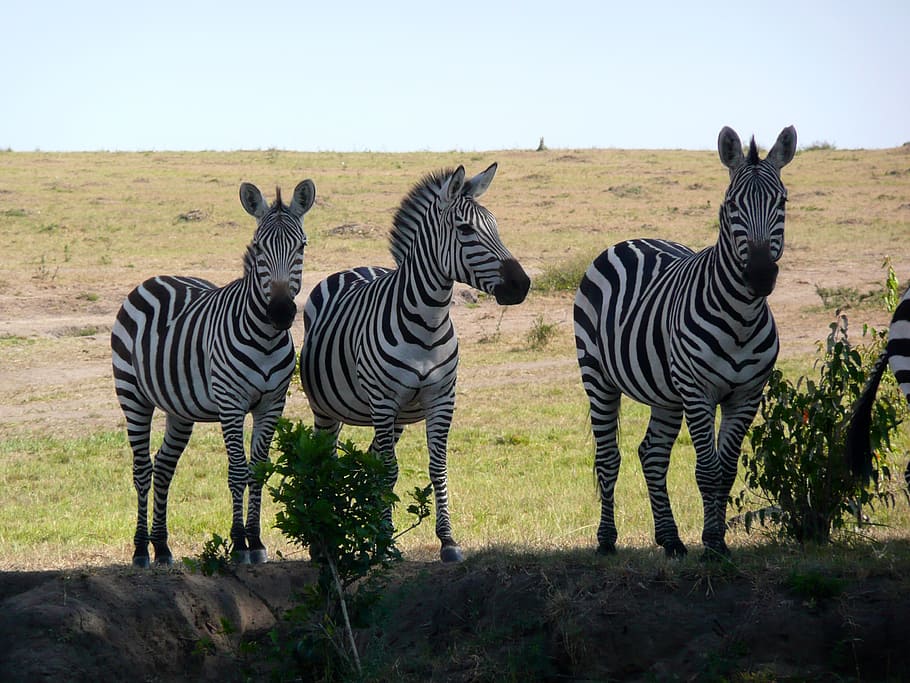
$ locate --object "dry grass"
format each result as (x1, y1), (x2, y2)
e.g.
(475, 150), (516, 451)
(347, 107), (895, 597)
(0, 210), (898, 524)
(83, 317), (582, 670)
(1, 144), (909, 571)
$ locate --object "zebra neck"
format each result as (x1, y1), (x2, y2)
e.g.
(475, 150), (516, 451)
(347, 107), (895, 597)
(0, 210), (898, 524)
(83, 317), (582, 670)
(395, 258), (454, 331)
(714, 226), (764, 305)
(236, 276), (285, 343)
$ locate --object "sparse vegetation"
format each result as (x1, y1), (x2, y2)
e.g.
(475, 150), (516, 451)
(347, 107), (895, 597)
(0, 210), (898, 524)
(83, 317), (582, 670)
(526, 314), (559, 350)
(802, 141), (838, 152)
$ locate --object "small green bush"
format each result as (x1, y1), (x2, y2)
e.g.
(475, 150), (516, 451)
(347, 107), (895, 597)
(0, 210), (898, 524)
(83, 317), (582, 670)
(526, 314), (559, 350)
(736, 310), (905, 544)
(258, 419), (430, 680)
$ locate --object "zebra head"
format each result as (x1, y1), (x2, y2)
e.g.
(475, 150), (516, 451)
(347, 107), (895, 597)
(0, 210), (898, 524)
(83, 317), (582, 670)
(438, 164), (530, 305)
(239, 180), (316, 330)
(717, 125), (797, 298)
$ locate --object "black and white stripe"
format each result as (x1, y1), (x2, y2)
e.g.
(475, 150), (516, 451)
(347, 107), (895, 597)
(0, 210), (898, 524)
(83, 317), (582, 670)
(299, 164), (530, 562)
(574, 126), (797, 558)
(847, 285), (910, 485)
(111, 180), (315, 567)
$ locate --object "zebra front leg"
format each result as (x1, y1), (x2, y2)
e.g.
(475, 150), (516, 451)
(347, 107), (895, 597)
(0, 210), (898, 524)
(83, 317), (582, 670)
(367, 423), (404, 535)
(149, 416), (195, 566)
(712, 399), (764, 557)
(639, 407), (687, 557)
(221, 412), (252, 564)
(425, 404), (461, 562)
(246, 403), (287, 564)
(685, 401), (730, 558)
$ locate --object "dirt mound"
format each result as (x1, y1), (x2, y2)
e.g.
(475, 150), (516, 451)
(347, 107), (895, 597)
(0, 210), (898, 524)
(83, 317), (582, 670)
(2, 558), (909, 682)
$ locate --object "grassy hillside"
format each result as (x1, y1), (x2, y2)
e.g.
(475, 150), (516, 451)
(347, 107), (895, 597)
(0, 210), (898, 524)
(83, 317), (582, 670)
(1, 144), (908, 570)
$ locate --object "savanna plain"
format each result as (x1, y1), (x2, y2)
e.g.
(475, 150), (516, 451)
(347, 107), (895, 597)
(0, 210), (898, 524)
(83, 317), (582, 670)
(1, 144), (910, 681)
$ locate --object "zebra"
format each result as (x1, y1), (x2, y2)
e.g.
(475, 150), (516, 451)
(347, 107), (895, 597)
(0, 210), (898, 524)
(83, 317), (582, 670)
(111, 180), (316, 567)
(846, 284), (910, 486)
(574, 126), (797, 558)
(299, 163), (530, 563)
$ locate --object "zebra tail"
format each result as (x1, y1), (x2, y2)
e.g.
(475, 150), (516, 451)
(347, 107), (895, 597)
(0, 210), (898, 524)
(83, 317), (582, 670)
(845, 350), (889, 481)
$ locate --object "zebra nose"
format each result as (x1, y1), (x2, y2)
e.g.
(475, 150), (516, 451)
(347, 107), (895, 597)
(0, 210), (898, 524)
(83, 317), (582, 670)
(743, 243), (778, 298)
(267, 283), (297, 330)
(494, 259), (530, 305)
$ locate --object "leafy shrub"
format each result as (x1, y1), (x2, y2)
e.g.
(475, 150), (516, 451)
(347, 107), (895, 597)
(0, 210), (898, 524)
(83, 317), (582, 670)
(183, 533), (232, 576)
(526, 314), (559, 350)
(735, 309), (905, 544)
(258, 419), (430, 679)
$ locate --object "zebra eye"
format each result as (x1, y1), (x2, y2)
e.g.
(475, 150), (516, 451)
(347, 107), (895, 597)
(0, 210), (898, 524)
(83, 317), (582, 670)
(456, 223), (475, 236)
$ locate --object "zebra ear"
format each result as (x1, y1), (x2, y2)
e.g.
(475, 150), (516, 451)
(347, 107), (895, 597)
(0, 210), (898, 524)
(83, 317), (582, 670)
(442, 166), (466, 206)
(239, 183), (269, 218)
(766, 125), (797, 171)
(463, 162), (498, 198)
(289, 179), (316, 218)
(717, 127), (745, 175)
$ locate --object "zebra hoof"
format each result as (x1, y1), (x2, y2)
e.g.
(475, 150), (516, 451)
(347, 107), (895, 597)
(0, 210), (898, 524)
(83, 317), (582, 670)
(663, 541), (688, 559)
(440, 545), (464, 563)
(249, 548), (268, 564)
(596, 542), (617, 556)
(232, 549), (252, 565)
(132, 555), (151, 569)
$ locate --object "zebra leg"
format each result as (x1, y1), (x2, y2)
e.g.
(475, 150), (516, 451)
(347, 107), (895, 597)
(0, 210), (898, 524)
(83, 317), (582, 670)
(149, 415), (195, 566)
(639, 407), (687, 557)
(125, 405), (155, 568)
(220, 412), (252, 564)
(424, 403), (461, 563)
(685, 401), (730, 558)
(246, 402), (287, 564)
(580, 362), (622, 554)
(712, 399), (763, 556)
(368, 423), (404, 534)
(313, 411), (343, 449)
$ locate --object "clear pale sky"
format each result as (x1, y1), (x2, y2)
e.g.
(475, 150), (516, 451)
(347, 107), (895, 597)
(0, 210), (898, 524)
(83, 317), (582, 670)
(3, 0), (908, 152)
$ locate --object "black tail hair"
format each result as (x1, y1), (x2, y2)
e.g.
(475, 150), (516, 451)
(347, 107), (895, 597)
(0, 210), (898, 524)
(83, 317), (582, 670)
(845, 350), (889, 482)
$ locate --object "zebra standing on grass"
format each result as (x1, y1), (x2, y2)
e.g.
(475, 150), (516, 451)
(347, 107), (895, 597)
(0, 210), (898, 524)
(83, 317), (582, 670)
(111, 180), (316, 567)
(574, 126), (797, 558)
(847, 284), (910, 486)
(299, 164), (530, 563)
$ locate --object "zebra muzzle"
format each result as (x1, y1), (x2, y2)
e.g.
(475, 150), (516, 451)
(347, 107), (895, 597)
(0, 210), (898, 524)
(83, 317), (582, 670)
(494, 259), (531, 305)
(743, 243), (778, 298)
(267, 291), (297, 330)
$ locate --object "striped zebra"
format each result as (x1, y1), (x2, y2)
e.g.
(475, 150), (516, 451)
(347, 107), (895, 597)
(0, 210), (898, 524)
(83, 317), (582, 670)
(299, 164), (530, 563)
(111, 180), (316, 567)
(846, 284), (910, 485)
(574, 126), (797, 558)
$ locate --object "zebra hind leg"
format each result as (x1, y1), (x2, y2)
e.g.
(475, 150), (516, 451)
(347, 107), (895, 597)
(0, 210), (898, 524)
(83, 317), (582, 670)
(582, 372), (622, 555)
(125, 405), (155, 568)
(638, 407), (687, 558)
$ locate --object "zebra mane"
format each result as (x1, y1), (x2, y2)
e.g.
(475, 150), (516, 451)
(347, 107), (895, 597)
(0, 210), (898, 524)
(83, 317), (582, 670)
(747, 137), (760, 165)
(389, 168), (458, 266)
(273, 186), (283, 209)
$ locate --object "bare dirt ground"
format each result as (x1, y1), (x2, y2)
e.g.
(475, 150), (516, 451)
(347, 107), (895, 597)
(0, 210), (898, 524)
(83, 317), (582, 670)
(2, 259), (908, 681)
